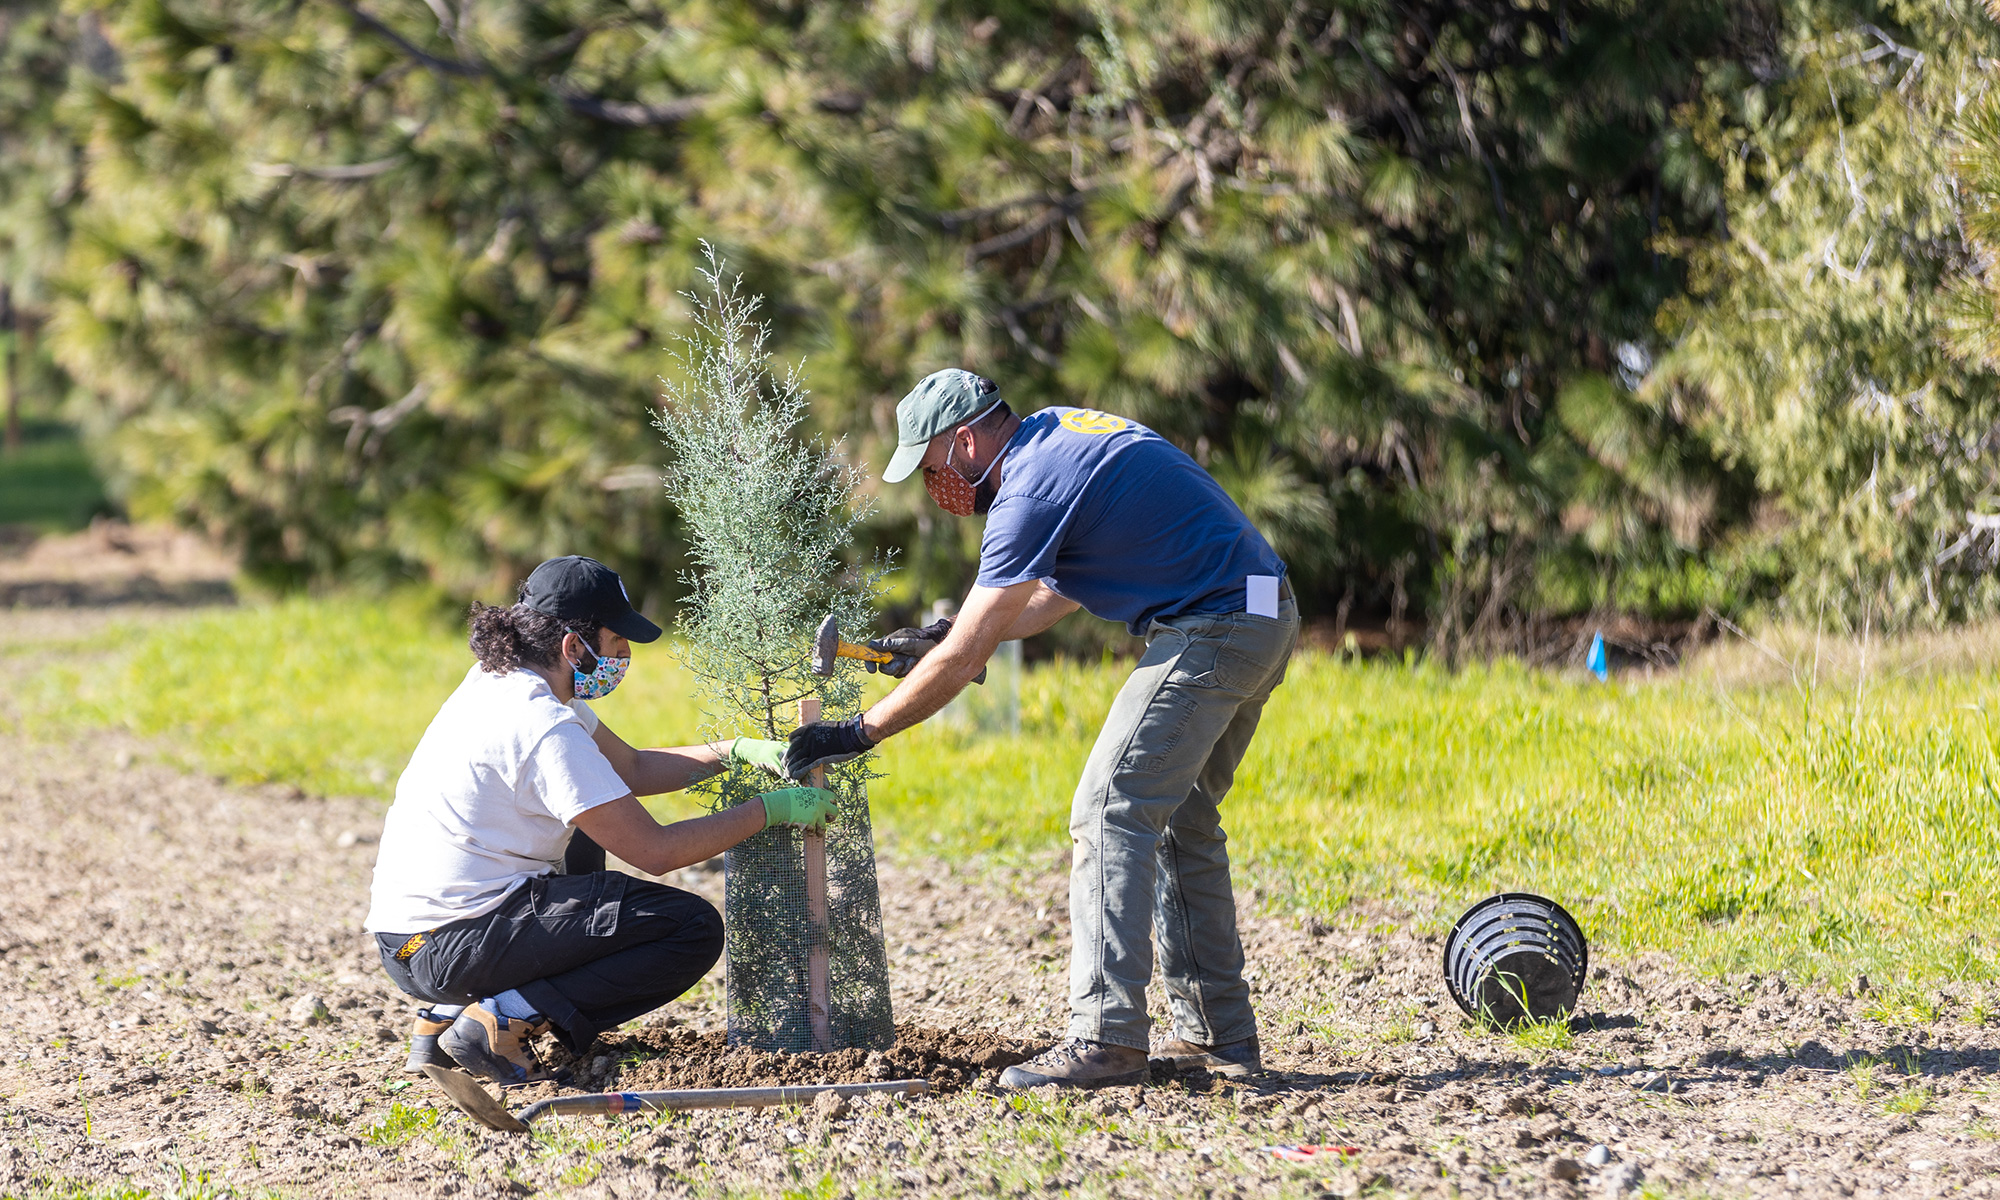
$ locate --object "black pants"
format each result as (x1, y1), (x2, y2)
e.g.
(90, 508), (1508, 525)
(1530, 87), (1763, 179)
(376, 865), (723, 1053)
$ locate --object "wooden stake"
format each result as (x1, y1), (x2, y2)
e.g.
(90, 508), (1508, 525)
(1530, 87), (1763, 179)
(798, 696), (833, 1052)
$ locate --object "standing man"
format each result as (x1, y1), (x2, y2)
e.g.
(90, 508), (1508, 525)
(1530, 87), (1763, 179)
(786, 369), (1299, 1089)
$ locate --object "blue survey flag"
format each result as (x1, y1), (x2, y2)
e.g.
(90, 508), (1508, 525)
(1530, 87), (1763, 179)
(1587, 631), (1607, 681)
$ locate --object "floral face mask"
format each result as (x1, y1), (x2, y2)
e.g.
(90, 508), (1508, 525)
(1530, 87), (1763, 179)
(569, 644), (630, 700)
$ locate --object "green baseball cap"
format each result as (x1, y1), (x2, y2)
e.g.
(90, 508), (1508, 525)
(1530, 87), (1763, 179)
(882, 368), (1002, 483)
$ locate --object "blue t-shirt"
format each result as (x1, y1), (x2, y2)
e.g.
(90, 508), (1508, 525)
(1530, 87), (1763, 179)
(975, 408), (1286, 634)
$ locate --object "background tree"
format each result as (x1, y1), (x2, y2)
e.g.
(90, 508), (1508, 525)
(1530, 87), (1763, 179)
(29, 0), (1766, 641)
(1654, 1), (2000, 627)
(0, 3), (92, 456)
(26, 0), (2000, 644)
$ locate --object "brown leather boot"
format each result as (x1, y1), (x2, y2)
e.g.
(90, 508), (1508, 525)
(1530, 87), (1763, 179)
(437, 1003), (561, 1086)
(1152, 1033), (1262, 1076)
(402, 1008), (460, 1075)
(999, 1039), (1150, 1090)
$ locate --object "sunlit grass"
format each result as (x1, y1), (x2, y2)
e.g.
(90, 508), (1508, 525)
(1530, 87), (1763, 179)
(1863, 991), (1941, 1027)
(1503, 1014), (1577, 1054)
(25, 594), (2000, 988)
(0, 419), (109, 531)
(1845, 1054), (1884, 1102)
(361, 1100), (440, 1147)
(1884, 1085), (1934, 1116)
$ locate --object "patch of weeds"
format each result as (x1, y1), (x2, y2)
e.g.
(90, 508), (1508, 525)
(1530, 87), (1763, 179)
(94, 971), (141, 991)
(1883, 1086), (1933, 1117)
(1844, 1055), (1883, 1102)
(362, 1101), (440, 1147)
(1863, 992), (1940, 1027)
(779, 1175), (842, 1200)
(22, 1179), (156, 1200)
(1381, 1006), (1418, 1044)
(1272, 998), (1347, 1043)
(416, 1120), (483, 1173)
(1967, 1117), (1999, 1141)
(555, 1163), (599, 1188)
(1971, 1000), (1995, 1026)
(1504, 1013), (1576, 1055)
(533, 1113), (617, 1185)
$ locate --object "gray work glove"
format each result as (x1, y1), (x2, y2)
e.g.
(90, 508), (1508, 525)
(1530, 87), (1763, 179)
(864, 617), (955, 678)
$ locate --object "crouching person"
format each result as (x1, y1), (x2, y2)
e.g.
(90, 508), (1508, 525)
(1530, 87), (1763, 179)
(363, 555), (828, 1085)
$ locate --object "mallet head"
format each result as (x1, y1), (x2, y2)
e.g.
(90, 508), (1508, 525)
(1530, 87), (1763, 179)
(812, 614), (839, 677)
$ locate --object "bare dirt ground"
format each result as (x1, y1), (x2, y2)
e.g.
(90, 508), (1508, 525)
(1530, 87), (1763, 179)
(4, 616), (2000, 1198)
(0, 521), (235, 608)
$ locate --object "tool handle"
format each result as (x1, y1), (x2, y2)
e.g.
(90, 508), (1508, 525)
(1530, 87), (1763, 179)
(839, 638), (988, 684)
(833, 641), (896, 665)
(516, 1079), (930, 1124)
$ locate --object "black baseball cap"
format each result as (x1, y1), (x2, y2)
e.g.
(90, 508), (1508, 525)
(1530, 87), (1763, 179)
(520, 556), (662, 644)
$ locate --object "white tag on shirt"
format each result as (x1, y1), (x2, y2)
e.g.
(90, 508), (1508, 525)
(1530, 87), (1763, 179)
(1246, 575), (1279, 618)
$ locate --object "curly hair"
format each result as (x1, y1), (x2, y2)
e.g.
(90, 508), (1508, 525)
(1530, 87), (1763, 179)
(467, 602), (603, 674)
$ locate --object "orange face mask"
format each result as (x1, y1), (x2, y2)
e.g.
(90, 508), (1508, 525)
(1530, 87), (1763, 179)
(922, 435), (1001, 517)
(923, 463), (977, 516)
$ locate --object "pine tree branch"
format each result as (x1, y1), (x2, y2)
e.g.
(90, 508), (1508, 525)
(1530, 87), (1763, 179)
(966, 195), (1087, 261)
(249, 154), (407, 181)
(335, 1), (488, 78)
(340, 0), (705, 127)
(558, 90), (706, 127)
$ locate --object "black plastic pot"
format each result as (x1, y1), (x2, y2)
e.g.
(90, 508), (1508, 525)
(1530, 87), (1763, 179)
(1442, 893), (1588, 1026)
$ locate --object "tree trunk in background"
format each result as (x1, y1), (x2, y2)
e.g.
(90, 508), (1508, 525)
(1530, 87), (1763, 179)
(1, 285), (19, 456)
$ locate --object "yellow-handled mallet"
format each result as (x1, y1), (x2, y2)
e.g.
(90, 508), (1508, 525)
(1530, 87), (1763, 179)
(811, 614), (895, 674)
(811, 614), (984, 683)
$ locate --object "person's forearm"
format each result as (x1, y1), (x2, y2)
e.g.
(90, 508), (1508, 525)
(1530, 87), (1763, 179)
(1002, 585), (1079, 640)
(614, 799), (765, 875)
(624, 743), (731, 796)
(861, 642), (987, 741)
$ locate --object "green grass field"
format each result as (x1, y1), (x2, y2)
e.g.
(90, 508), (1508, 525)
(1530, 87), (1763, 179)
(0, 418), (111, 531)
(22, 596), (2000, 998)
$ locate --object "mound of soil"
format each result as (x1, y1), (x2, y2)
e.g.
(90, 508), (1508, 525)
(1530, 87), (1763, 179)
(597, 1022), (1041, 1092)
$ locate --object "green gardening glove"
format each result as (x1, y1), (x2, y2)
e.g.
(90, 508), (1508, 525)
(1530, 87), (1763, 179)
(729, 738), (789, 776)
(759, 787), (840, 832)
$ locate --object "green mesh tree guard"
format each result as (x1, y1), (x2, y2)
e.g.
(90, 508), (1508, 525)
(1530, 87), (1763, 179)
(712, 775), (895, 1051)
(656, 247), (894, 1052)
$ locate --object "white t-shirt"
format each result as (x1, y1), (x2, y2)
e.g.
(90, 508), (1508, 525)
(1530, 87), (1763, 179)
(364, 665), (631, 933)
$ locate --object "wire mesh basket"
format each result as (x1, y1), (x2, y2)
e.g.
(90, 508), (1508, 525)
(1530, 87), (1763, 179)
(721, 779), (894, 1052)
(1442, 892), (1588, 1026)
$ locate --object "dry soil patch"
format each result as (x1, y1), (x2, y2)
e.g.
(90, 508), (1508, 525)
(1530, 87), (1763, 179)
(2, 707), (1999, 1196)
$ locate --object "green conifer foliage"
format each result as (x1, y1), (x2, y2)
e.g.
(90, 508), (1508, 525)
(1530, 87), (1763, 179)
(657, 247), (892, 1051)
(32, 0), (1770, 641)
(1946, 4), (2000, 367)
(1654, 2), (2000, 626)
(0, 4), (88, 453)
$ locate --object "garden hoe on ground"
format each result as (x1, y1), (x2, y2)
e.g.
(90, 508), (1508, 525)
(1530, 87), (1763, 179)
(421, 1065), (930, 1133)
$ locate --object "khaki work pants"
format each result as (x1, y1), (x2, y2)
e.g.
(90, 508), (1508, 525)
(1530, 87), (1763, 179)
(1066, 599), (1299, 1050)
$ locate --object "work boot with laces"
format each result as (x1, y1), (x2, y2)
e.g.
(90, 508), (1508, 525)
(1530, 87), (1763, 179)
(1151, 1033), (1262, 1077)
(402, 1008), (461, 1075)
(437, 1002), (562, 1086)
(998, 1038), (1149, 1090)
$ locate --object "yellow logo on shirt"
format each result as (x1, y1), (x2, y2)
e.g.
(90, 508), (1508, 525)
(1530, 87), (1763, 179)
(1060, 409), (1129, 435)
